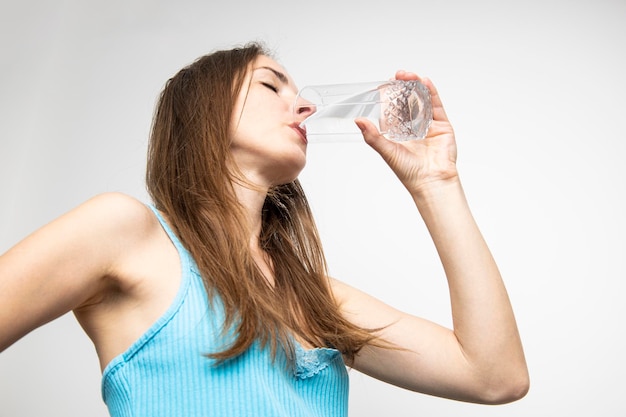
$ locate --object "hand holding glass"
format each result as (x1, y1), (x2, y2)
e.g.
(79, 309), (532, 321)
(294, 80), (433, 142)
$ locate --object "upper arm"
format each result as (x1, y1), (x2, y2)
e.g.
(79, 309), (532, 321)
(0, 192), (153, 352)
(331, 278), (490, 403)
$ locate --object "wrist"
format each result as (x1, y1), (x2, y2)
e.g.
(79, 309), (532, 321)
(410, 176), (475, 237)
(410, 175), (463, 205)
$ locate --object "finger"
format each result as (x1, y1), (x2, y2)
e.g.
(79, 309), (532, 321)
(419, 76), (449, 122)
(394, 69), (418, 81)
(354, 118), (397, 160)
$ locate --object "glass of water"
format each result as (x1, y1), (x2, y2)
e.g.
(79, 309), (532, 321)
(294, 79), (432, 142)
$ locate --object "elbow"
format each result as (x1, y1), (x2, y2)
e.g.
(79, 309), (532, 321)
(487, 380), (530, 405)
(477, 369), (530, 405)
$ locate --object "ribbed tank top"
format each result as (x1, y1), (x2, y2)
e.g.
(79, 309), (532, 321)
(101, 206), (349, 417)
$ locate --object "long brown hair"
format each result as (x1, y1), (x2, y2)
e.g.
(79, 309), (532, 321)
(146, 42), (378, 364)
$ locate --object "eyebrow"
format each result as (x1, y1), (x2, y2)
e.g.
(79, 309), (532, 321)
(255, 66), (289, 84)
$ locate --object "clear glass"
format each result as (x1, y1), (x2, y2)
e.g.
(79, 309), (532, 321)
(295, 80), (432, 142)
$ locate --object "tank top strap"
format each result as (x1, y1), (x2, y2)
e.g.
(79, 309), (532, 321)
(146, 204), (181, 247)
(146, 204), (197, 272)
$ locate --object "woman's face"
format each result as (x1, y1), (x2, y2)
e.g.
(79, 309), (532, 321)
(230, 55), (314, 187)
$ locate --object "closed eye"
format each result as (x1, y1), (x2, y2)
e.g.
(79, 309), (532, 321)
(261, 82), (279, 93)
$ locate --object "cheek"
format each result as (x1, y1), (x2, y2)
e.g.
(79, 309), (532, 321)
(230, 106), (258, 145)
(232, 97), (267, 133)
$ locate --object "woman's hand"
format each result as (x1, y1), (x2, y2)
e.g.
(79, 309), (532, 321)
(355, 71), (458, 197)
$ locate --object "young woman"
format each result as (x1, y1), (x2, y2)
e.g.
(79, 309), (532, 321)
(0, 43), (528, 416)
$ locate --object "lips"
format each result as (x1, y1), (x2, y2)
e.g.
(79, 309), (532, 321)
(291, 124), (308, 144)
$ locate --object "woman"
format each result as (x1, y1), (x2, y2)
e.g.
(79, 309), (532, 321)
(0, 43), (528, 416)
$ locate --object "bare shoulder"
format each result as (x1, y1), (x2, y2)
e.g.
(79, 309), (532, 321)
(58, 191), (169, 259)
(74, 192), (157, 235)
(69, 192), (171, 286)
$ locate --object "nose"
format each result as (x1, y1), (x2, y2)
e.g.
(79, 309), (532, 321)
(293, 96), (316, 122)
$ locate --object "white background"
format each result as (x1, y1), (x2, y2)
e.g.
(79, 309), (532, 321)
(1, 0), (625, 416)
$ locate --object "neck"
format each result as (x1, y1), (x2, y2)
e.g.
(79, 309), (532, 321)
(232, 179), (277, 286)
(232, 178), (269, 251)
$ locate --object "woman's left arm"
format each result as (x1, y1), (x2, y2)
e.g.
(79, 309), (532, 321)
(336, 72), (529, 404)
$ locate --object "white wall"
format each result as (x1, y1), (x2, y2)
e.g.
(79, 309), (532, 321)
(1, 0), (625, 415)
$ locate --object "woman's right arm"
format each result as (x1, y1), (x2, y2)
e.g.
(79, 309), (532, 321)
(0, 192), (148, 352)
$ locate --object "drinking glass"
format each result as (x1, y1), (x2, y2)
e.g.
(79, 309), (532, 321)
(294, 80), (432, 142)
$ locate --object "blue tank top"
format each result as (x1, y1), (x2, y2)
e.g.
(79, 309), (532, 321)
(101, 206), (349, 417)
